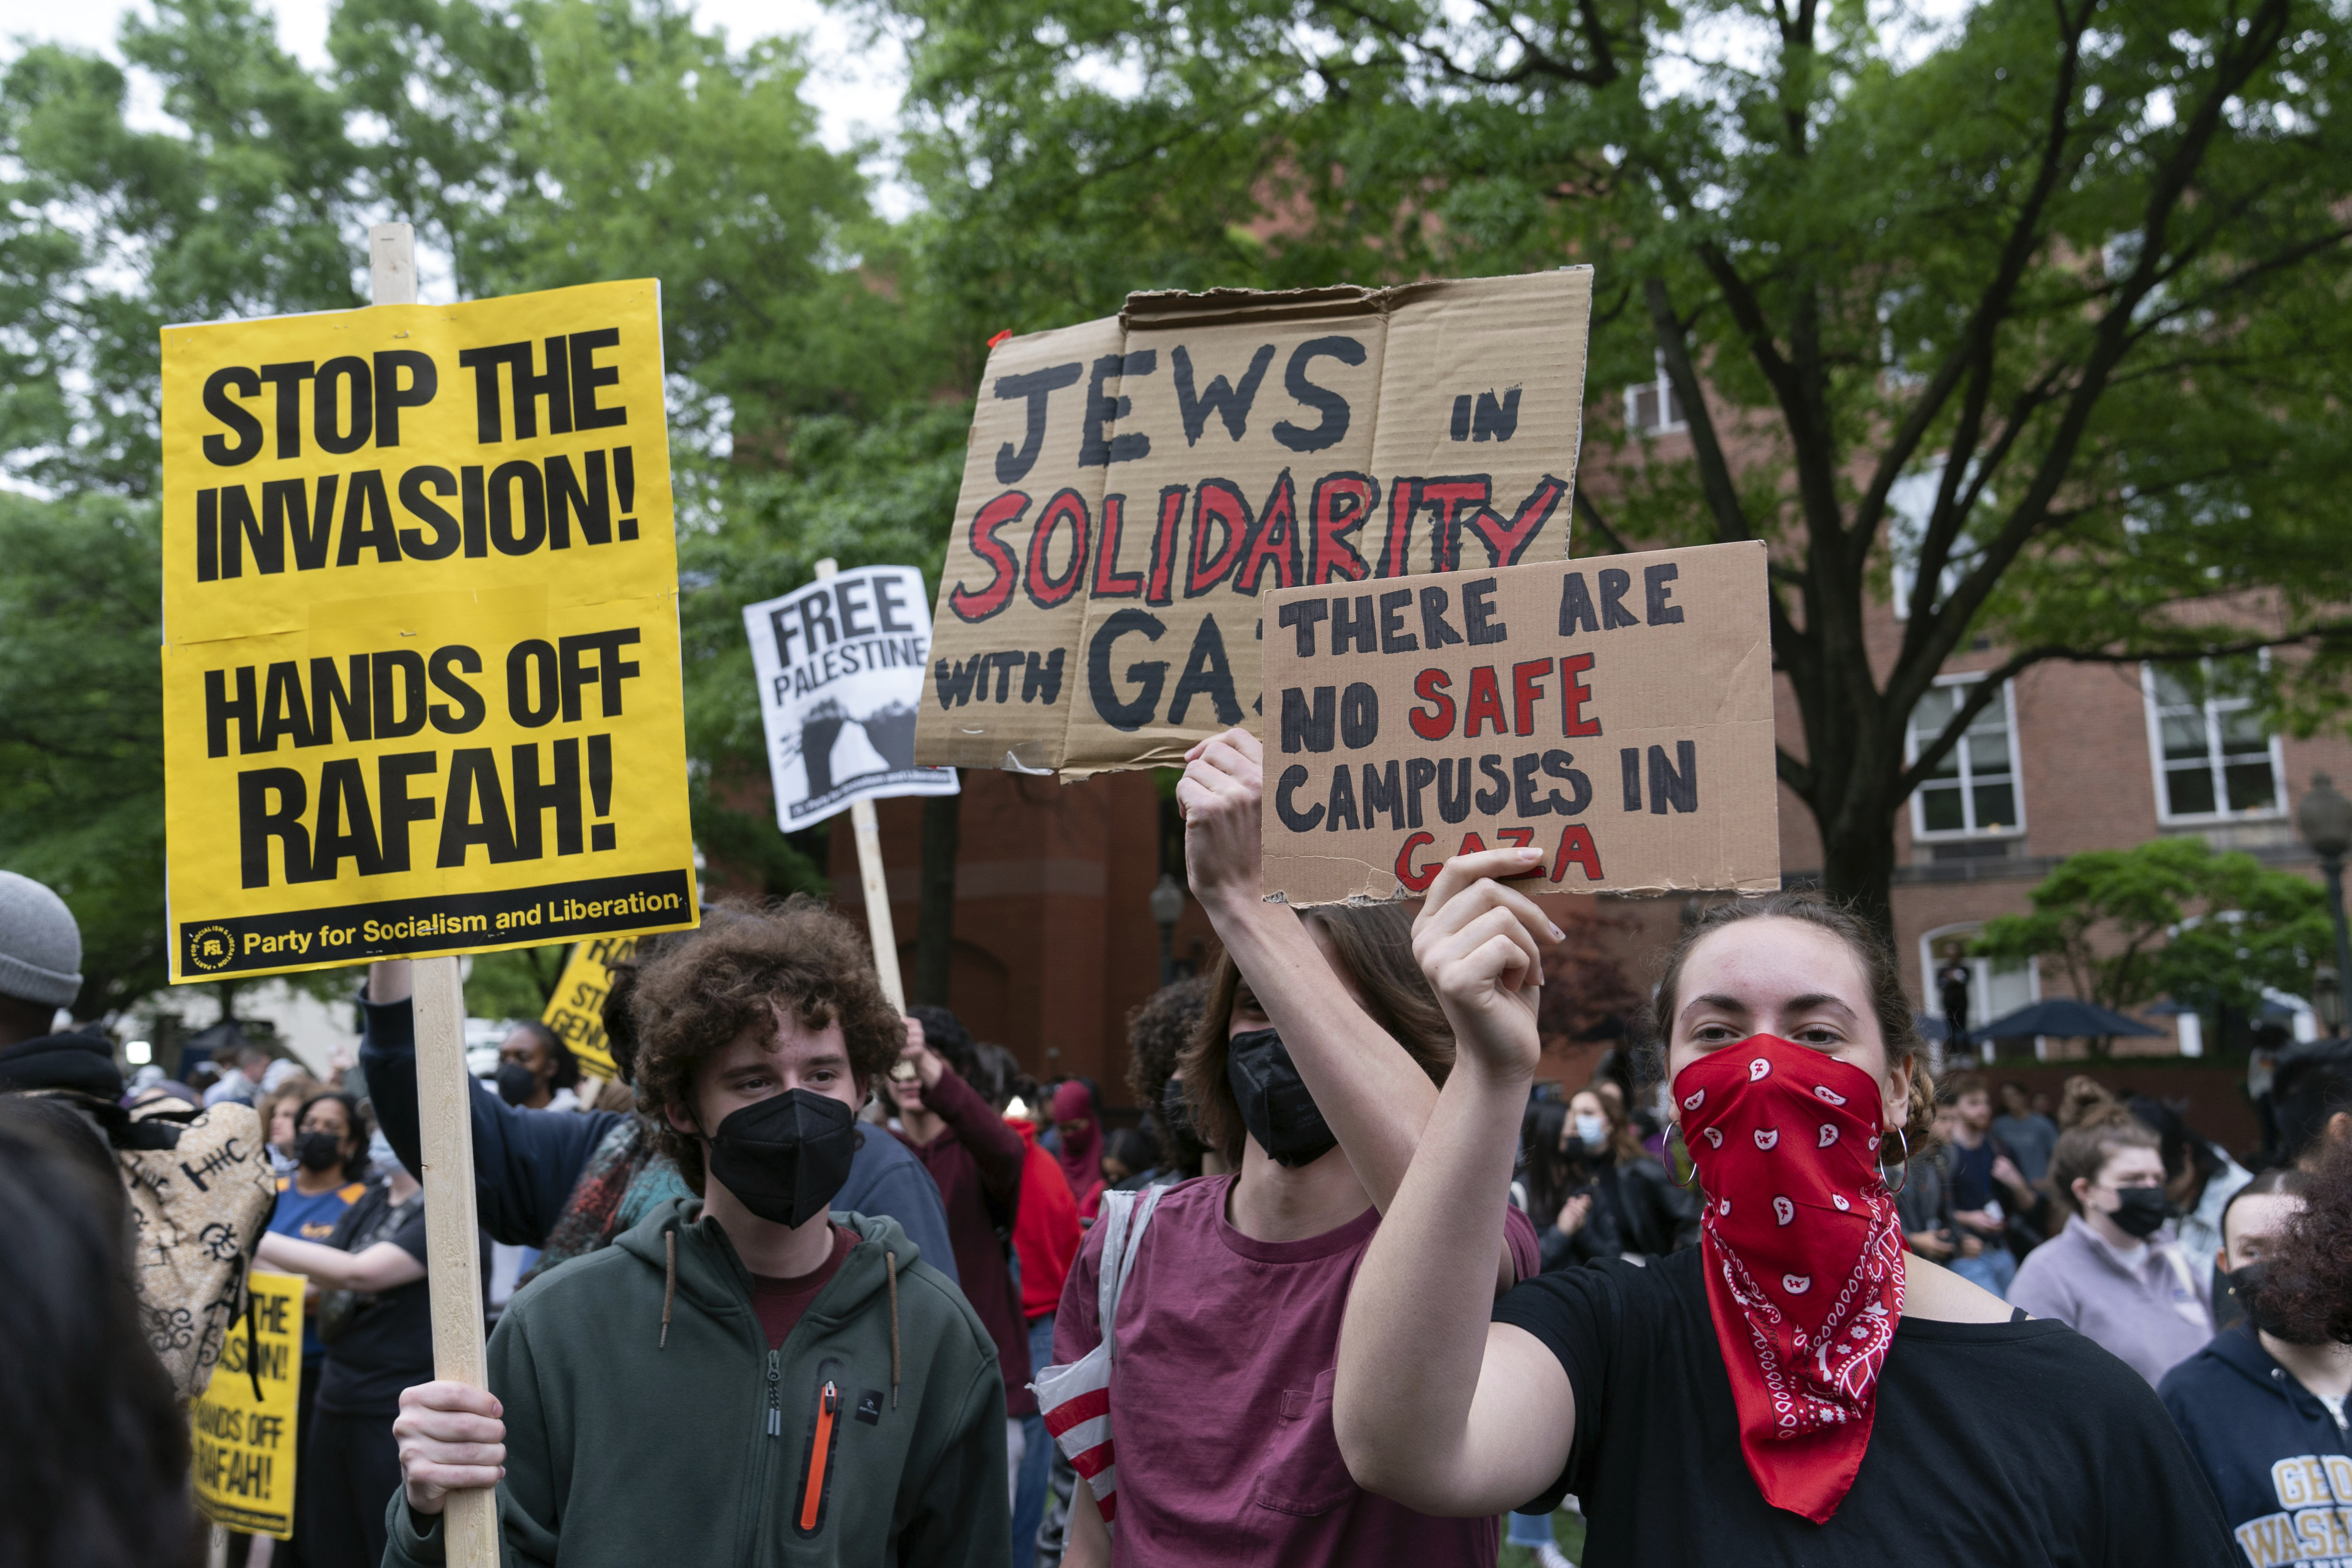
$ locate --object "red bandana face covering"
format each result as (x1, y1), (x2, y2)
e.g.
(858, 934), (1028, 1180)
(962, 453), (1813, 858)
(1673, 1034), (1905, 1523)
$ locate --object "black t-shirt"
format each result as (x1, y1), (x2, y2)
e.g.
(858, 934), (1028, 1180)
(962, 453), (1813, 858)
(314, 1185), (435, 1418)
(1492, 1248), (2238, 1566)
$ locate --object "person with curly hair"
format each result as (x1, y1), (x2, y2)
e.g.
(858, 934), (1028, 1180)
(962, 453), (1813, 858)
(2158, 1162), (2350, 1564)
(358, 912), (955, 1287)
(2260, 1131), (2352, 1348)
(385, 897), (1011, 1568)
(1337, 881), (2237, 1564)
(1123, 975), (1212, 1182)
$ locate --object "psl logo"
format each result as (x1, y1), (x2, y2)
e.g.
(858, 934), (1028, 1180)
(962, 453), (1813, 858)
(186, 925), (234, 973)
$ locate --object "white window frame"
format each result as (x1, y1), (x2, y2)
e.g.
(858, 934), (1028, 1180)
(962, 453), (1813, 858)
(1623, 351), (1686, 435)
(1906, 672), (2026, 840)
(2140, 657), (2287, 826)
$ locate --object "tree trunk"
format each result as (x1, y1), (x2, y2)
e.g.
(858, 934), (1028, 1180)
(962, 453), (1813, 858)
(1817, 806), (1900, 949)
(913, 784), (961, 1006)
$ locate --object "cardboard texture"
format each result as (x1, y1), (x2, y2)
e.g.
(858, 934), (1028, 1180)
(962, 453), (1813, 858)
(1258, 541), (1781, 904)
(916, 269), (1593, 777)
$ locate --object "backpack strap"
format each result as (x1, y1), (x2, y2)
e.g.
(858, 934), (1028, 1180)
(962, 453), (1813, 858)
(1096, 1184), (1163, 1366)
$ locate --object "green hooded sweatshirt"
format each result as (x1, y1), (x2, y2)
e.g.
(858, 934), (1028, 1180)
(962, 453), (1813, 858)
(385, 1199), (1010, 1568)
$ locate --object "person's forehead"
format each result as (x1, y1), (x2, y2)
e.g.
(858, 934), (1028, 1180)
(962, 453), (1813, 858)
(1682, 919), (1870, 1008)
(2103, 1144), (2164, 1172)
(2227, 1192), (2302, 1243)
(718, 1007), (847, 1065)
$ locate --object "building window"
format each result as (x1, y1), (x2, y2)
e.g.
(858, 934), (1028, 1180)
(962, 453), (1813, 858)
(1908, 676), (2022, 837)
(2142, 658), (2281, 821)
(1624, 352), (1685, 435)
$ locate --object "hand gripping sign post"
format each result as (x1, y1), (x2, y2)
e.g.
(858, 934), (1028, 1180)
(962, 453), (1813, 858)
(915, 270), (1594, 778)
(1257, 541), (1782, 903)
(161, 224), (700, 1568)
(744, 560), (958, 1008)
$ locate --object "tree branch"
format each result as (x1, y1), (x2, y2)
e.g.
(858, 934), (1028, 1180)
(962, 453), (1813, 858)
(1644, 275), (1754, 544)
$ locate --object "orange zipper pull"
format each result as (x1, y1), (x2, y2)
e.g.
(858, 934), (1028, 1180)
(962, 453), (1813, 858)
(799, 1380), (839, 1533)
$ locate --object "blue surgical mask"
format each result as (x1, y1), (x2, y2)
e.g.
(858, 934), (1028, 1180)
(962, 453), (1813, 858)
(1574, 1112), (1608, 1150)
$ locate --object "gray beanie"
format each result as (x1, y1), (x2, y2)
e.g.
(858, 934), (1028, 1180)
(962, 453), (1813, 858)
(0, 872), (83, 1008)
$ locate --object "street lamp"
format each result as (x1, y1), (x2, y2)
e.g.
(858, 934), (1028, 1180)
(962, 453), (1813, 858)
(1149, 873), (1186, 987)
(2295, 771), (2352, 1036)
(2316, 965), (2344, 1037)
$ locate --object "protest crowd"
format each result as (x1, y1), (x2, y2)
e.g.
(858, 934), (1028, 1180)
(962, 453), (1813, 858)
(0, 721), (2346, 1568)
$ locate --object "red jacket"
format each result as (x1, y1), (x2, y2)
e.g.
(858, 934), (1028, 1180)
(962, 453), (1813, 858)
(1009, 1121), (1082, 1323)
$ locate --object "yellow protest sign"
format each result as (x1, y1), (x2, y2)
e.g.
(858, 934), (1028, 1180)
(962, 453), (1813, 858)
(539, 935), (642, 1080)
(161, 280), (699, 982)
(193, 1269), (304, 1539)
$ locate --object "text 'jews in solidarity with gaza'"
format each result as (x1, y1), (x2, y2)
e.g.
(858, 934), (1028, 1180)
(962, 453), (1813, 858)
(1259, 542), (1781, 905)
(917, 270), (1595, 777)
(160, 280), (698, 982)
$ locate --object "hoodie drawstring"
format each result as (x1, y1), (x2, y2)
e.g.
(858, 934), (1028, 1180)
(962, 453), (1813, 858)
(885, 1250), (901, 1409)
(661, 1229), (678, 1349)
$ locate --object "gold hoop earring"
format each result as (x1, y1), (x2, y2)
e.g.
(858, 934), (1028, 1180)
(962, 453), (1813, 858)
(1877, 1125), (1911, 1196)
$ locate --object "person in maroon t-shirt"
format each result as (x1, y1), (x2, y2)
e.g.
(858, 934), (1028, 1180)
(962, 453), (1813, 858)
(890, 1006), (1032, 1424)
(1052, 727), (1540, 1568)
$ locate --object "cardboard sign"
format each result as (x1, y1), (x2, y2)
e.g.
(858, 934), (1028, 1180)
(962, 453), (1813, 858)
(160, 281), (699, 982)
(539, 934), (643, 1080)
(1259, 541), (1780, 903)
(192, 1269), (305, 1539)
(744, 565), (958, 829)
(916, 270), (1594, 778)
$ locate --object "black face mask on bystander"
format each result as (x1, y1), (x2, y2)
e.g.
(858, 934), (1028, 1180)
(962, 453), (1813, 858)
(705, 1089), (858, 1228)
(295, 1131), (344, 1173)
(1226, 1028), (1337, 1168)
(495, 1061), (538, 1107)
(2108, 1186), (2172, 1239)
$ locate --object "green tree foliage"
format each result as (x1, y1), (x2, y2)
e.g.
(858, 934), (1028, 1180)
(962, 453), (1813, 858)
(0, 494), (168, 1012)
(464, 943), (571, 1021)
(872, 0), (2352, 932)
(0, 0), (973, 990)
(681, 404), (973, 898)
(1972, 837), (2329, 1052)
(0, 0), (368, 495)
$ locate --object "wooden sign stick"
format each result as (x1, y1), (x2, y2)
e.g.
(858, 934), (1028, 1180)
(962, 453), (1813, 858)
(371, 221), (498, 1568)
(814, 556), (908, 1010)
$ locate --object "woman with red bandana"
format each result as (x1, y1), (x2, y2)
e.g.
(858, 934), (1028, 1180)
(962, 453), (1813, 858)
(1335, 879), (2238, 1564)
